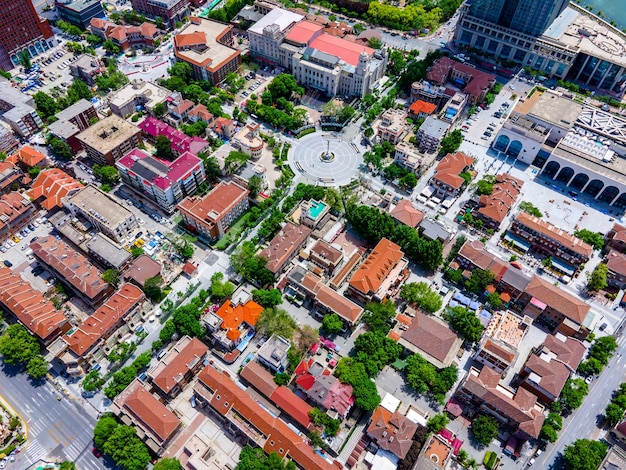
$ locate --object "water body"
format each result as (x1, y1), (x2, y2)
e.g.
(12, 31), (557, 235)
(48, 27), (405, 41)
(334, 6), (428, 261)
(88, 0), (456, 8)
(582, 0), (626, 29)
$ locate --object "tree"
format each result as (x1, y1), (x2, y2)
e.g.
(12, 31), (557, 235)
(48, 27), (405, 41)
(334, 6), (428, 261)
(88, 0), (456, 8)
(248, 175), (263, 199)
(335, 357), (381, 411)
(368, 37), (382, 49)
(143, 275), (163, 301)
(230, 241), (274, 286)
(17, 50), (31, 70)
(405, 353), (458, 403)
(273, 372), (290, 386)
(153, 102), (167, 117)
(267, 74), (304, 102)
(210, 272), (234, 300)
(169, 234), (195, 260)
(519, 201), (543, 217)
(363, 301), (396, 334)
(439, 130), (463, 155)
(444, 306), (484, 343)
(103, 425), (151, 470)
(252, 288), (283, 308)
(94, 416), (119, 449)
(321, 313), (343, 335)
(353, 331), (402, 377)
(49, 137), (73, 160)
(0, 324), (41, 367)
(486, 292), (502, 309)
(471, 415), (499, 446)
(59, 462), (77, 470)
(426, 414), (449, 433)
(562, 439), (608, 470)
(476, 179), (494, 195)
(102, 39), (121, 55)
(92, 164), (120, 184)
(574, 229), (604, 250)
(465, 268), (495, 293)
(67, 79), (93, 104)
(202, 155), (221, 183)
(399, 172), (418, 189)
(172, 304), (205, 338)
(399, 282), (442, 313)
(102, 269), (120, 287)
(154, 458), (183, 470)
(559, 378), (588, 411)
(224, 151), (249, 174)
(605, 403), (625, 427)
(577, 357), (603, 376)
(26, 355), (49, 379)
(159, 319), (177, 344)
(155, 135), (175, 160)
(34, 91), (58, 119)
(236, 446), (296, 470)
(130, 246), (144, 258)
(588, 336), (618, 365)
(257, 308), (297, 339)
(540, 424), (558, 443)
(587, 264), (608, 292)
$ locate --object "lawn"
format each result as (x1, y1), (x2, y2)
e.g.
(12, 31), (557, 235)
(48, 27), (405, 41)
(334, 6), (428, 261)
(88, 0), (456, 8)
(213, 211), (251, 250)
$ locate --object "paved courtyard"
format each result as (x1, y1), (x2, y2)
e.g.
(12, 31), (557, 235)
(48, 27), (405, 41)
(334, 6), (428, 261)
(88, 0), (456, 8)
(288, 132), (363, 186)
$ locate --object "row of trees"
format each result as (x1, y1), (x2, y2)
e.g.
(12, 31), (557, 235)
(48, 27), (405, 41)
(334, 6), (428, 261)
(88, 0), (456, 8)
(346, 204), (443, 271)
(605, 382), (626, 426)
(0, 324), (48, 379)
(405, 353), (458, 404)
(33, 79), (93, 122)
(399, 282), (442, 313)
(103, 351), (152, 398)
(578, 335), (618, 376)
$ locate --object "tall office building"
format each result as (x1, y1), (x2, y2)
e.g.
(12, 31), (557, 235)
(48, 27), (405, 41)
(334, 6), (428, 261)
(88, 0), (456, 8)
(0, 1), (55, 71)
(467, 0), (568, 37)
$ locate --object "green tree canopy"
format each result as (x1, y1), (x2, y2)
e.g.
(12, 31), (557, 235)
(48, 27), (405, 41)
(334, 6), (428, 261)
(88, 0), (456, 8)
(559, 378), (589, 411)
(353, 331), (402, 377)
(236, 446), (296, 470)
(405, 353), (458, 403)
(518, 201), (543, 217)
(267, 73), (304, 102)
(257, 308), (297, 339)
(153, 458), (183, 470)
(92, 164), (120, 184)
(321, 313), (344, 335)
(143, 275), (164, 301)
(67, 79), (93, 105)
(562, 439), (608, 470)
(248, 175), (263, 199)
(102, 269), (120, 287)
(399, 282), (442, 313)
(465, 268), (495, 293)
(155, 135), (175, 160)
(443, 306), (484, 343)
(210, 271), (235, 301)
(426, 414), (449, 433)
(0, 324), (49, 378)
(335, 358), (381, 411)
(605, 403), (624, 427)
(574, 229), (604, 250)
(587, 264), (608, 292)
(439, 129), (463, 155)
(252, 288), (283, 308)
(49, 137), (74, 160)
(102, 424), (151, 470)
(34, 91), (58, 119)
(471, 415), (499, 446)
(94, 415), (119, 449)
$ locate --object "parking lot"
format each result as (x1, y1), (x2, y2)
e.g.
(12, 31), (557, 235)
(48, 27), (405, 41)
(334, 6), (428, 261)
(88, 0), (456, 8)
(23, 39), (77, 96)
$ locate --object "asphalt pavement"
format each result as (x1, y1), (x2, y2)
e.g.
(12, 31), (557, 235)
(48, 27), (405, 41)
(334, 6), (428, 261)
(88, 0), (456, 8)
(0, 364), (106, 470)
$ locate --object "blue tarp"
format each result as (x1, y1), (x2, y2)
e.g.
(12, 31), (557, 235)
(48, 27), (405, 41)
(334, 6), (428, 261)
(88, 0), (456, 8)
(551, 257), (577, 276)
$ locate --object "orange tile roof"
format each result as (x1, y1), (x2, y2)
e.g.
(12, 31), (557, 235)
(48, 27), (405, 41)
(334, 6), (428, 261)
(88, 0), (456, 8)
(427, 56), (495, 99)
(478, 174), (524, 224)
(30, 236), (110, 302)
(65, 284), (144, 356)
(349, 238), (403, 296)
(215, 299), (263, 339)
(514, 212), (593, 258)
(241, 360), (279, 398)
(8, 145), (46, 167)
(432, 151), (475, 190)
(409, 100), (437, 116)
(188, 104), (214, 122)
(524, 275), (590, 324)
(119, 382), (180, 443)
(28, 169), (83, 210)
(390, 199), (424, 228)
(197, 366), (335, 470)
(0, 192), (33, 234)
(0, 268), (68, 340)
(271, 386), (313, 429)
(152, 337), (208, 395)
(178, 181), (249, 228)
(174, 31), (207, 48)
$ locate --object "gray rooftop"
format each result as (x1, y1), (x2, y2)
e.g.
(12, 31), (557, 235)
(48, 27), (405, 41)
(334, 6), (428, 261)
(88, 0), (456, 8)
(248, 8), (303, 35)
(419, 218), (451, 241)
(304, 47), (339, 67)
(56, 0), (102, 11)
(500, 266), (532, 291)
(55, 99), (94, 122)
(87, 233), (132, 269)
(65, 185), (134, 228)
(420, 116), (450, 139)
(528, 91), (583, 129)
(48, 119), (80, 140)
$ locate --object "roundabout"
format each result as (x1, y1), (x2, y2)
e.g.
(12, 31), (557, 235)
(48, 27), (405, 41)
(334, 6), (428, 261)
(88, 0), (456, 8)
(288, 132), (363, 186)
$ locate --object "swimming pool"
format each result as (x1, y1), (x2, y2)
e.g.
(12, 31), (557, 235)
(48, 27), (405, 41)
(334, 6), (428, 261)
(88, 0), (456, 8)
(309, 200), (327, 219)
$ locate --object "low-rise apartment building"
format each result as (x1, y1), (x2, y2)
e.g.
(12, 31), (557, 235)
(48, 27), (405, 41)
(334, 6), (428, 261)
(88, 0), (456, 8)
(232, 123), (264, 158)
(308, 240), (343, 274)
(173, 17), (241, 85)
(506, 212), (592, 276)
(260, 222), (311, 275)
(68, 54), (104, 86)
(426, 57), (496, 105)
(417, 116), (450, 154)
(347, 238), (407, 303)
(107, 80), (172, 118)
(28, 169), (83, 210)
(61, 284), (145, 367)
(0, 192), (35, 242)
(0, 78), (43, 138)
(148, 336), (208, 398)
(76, 114), (142, 166)
(55, 0), (105, 29)
(193, 365), (336, 470)
(606, 250), (626, 289)
(30, 236), (112, 306)
(130, 0), (189, 27)
(376, 109), (408, 145)
(0, 162), (23, 194)
(476, 174), (524, 230)
(0, 127), (19, 156)
(116, 148), (205, 213)
(63, 185), (138, 243)
(178, 181), (249, 241)
(429, 151), (474, 199)
(138, 117), (210, 156)
(48, 99), (98, 152)
(0, 268), (69, 343)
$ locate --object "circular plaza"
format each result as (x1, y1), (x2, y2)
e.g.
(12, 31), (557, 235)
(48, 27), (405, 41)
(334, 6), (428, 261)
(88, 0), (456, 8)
(288, 132), (363, 186)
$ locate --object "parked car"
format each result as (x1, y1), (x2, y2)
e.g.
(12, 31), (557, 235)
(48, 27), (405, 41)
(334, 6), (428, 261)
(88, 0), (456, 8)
(3, 260), (13, 267)
(92, 447), (102, 458)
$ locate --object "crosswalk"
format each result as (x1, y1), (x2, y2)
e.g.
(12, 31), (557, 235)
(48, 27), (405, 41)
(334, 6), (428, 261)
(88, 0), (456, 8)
(21, 440), (49, 464)
(62, 427), (93, 462)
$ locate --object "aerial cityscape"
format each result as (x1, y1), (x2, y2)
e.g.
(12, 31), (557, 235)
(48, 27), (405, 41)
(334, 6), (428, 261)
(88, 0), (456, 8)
(2, 0), (626, 469)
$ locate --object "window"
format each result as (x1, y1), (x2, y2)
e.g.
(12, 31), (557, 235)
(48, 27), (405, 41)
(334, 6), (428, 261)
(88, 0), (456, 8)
(216, 394), (221, 400)
(224, 402), (229, 407)
(270, 440), (274, 446)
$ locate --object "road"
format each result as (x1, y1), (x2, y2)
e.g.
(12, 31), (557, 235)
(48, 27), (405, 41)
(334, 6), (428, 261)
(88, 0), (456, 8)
(534, 334), (626, 468)
(0, 364), (106, 470)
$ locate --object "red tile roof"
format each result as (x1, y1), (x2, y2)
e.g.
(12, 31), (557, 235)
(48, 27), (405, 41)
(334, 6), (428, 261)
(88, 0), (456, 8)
(175, 31), (207, 48)
(522, 352), (571, 398)
(178, 181), (249, 230)
(260, 222), (311, 274)
(30, 237), (110, 302)
(152, 337), (208, 395)
(457, 239), (507, 278)
(197, 366), (335, 470)
(28, 169), (83, 210)
(427, 57), (496, 99)
(241, 360), (279, 398)
(271, 386), (313, 429)
(514, 212), (593, 258)
(478, 174), (524, 224)
(0, 268), (68, 341)
(285, 21), (323, 44)
(524, 275), (590, 324)
(349, 238), (403, 296)
(367, 406), (419, 459)
(432, 151), (475, 190)
(309, 34), (374, 66)
(607, 250), (626, 277)
(0, 192), (33, 234)
(8, 145), (46, 167)
(65, 284), (144, 356)
(541, 333), (586, 371)
(118, 381), (180, 443)
(401, 311), (461, 365)
(390, 199), (424, 228)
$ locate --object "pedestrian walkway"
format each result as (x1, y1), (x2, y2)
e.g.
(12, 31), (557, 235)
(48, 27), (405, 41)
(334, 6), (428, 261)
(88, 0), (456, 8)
(62, 427), (93, 462)
(338, 413), (369, 463)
